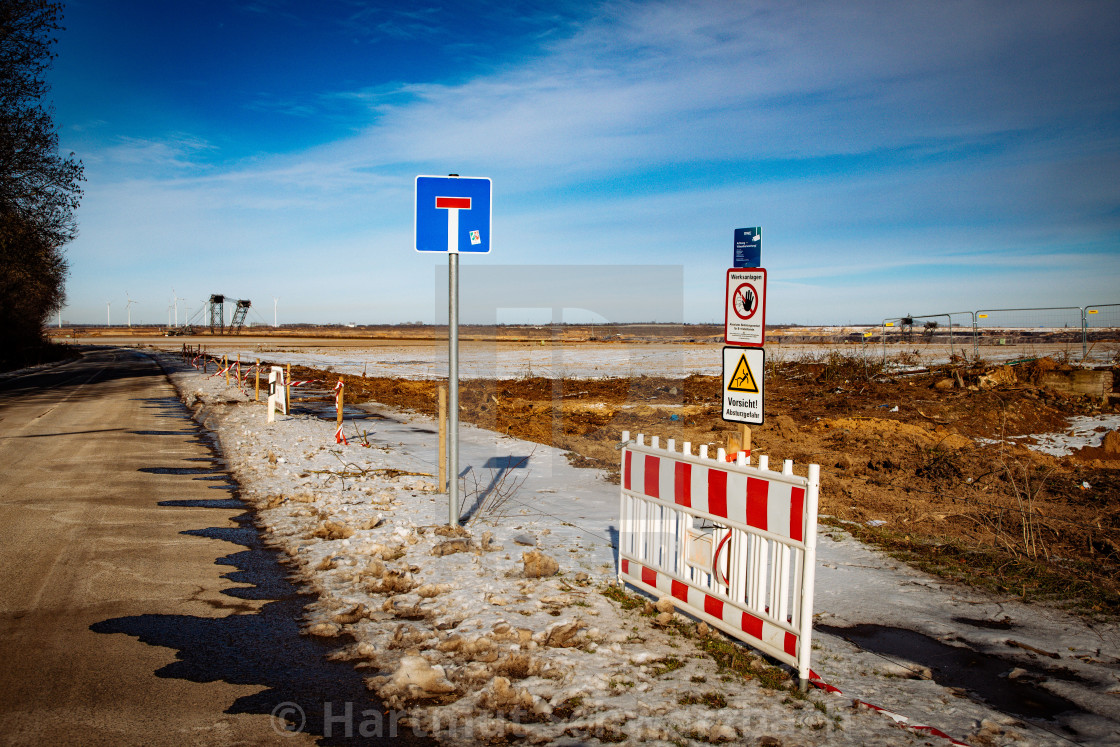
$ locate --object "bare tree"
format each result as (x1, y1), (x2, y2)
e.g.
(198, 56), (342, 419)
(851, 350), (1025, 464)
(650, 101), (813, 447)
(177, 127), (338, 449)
(0, 1), (84, 365)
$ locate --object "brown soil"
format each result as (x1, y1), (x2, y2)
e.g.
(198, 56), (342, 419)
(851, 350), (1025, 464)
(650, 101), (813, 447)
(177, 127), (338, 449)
(292, 355), (1120, 616)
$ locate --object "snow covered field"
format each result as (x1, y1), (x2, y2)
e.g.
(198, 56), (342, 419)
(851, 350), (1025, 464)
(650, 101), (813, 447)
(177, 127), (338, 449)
(157, 349), (1120, 746)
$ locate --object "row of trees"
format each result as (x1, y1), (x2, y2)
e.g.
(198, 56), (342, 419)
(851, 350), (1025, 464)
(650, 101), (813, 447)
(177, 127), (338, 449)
(0, 0), (83, 367)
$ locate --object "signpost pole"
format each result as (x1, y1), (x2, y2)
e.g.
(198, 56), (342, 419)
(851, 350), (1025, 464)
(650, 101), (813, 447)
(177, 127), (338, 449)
(448, 251), (459, 525)
(416, 173), (489, 526)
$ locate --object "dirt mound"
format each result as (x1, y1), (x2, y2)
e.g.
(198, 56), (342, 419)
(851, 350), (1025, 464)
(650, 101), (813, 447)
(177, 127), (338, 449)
(1073, 429), (1120, 463)
(818, 417), (971, 450)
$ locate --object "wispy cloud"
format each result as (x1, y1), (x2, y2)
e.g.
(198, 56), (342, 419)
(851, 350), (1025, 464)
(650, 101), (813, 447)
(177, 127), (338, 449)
(92, 134), (219, 172)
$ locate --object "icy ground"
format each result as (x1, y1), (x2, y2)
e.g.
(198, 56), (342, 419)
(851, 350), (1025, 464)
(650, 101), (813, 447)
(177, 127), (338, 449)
(1013, 415), (1120, 458)
(157, 351), (1120, 746)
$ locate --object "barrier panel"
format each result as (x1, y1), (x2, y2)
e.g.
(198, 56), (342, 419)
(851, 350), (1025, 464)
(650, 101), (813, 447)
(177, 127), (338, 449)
(618, 432), (820, 688)
(267, 366), (287, 422)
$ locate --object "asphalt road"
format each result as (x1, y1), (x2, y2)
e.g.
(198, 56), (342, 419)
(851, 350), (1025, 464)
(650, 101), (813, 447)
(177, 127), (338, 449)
(0, 348), (407, 745)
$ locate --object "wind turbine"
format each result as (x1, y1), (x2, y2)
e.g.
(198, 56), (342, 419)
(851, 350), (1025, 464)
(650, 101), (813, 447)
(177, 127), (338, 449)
(273, 297), (279, 328)
(125, 293), (137, 328)
(172, 288), (186, 327)
(106, 301), (111, 327)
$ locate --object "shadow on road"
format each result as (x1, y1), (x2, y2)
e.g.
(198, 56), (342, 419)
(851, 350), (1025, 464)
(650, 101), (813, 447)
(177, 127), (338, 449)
(90, 397), (432, 746)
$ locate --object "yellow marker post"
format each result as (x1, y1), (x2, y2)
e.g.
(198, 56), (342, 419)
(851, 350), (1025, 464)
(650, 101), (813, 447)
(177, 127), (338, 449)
(336, 378), (344, 431)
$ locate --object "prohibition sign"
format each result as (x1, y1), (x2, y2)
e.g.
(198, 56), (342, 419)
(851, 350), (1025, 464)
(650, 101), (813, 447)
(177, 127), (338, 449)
(732, 282), (759, 321)
(724, 267), (766, 347)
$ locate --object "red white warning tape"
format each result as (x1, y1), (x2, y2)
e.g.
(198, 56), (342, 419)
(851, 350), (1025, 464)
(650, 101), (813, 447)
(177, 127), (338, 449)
(808, 670), (970, 745)
(335, 423), (348, 445)
(288, 379), (321, 387)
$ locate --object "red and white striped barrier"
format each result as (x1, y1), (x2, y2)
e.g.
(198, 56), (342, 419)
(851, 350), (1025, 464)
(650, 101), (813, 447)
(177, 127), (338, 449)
(618, 431), (820, 687)
(808, 670), (970, 745)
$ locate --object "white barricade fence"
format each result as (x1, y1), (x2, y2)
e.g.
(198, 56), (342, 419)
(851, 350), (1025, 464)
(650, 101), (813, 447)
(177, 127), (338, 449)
(267, 366), (287, 422)
(617, 431), (821, 688)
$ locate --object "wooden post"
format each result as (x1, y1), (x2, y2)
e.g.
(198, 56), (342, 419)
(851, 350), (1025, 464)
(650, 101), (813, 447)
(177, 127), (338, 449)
(336, 378), (344, 430)
(726, 431), (741, 455)
(726, 425), (752, 459)
(438, 385), (447, 491)
(224, 354), (230, 385)
(254, 358), (260, 401)
(285, 363), (291, 414)
(236, 353), (241, 386)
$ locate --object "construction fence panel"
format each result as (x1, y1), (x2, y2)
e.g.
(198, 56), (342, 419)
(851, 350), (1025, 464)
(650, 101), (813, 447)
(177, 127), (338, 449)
(1084, 304), (1120, 349)
(617, 432), (821, 686)
(880, 312), (974, 361)
(972, 306), (1084, 352)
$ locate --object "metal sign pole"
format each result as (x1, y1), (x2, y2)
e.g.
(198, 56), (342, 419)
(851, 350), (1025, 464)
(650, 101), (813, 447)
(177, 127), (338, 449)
(415, 173), (489, 526)
(448, 251), (459, 525)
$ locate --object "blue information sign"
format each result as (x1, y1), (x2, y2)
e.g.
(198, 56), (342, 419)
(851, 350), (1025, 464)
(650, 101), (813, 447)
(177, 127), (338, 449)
(733, 227), (761, 268)
(415, 175), (492, 253)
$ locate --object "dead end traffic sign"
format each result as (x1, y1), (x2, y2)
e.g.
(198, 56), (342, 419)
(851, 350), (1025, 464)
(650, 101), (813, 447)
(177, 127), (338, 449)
(725, 268), (766, 346)
(415, 175), (492, 254)
(722, 346), (764, 424)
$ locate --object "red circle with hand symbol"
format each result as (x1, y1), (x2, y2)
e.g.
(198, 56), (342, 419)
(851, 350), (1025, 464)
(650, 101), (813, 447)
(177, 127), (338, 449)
(732, 283), (758, 320)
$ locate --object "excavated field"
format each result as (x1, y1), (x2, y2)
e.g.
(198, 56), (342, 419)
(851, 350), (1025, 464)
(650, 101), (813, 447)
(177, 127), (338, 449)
(291, 355), (1120, 615)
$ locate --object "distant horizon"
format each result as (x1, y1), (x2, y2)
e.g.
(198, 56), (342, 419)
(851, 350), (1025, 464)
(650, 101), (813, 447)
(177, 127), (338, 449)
(51, 316), (1096, 330)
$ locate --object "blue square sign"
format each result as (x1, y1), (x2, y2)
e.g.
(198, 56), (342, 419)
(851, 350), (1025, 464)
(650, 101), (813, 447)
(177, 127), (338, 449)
(733, 227), (761, 268)
(415, 175), (492, 253)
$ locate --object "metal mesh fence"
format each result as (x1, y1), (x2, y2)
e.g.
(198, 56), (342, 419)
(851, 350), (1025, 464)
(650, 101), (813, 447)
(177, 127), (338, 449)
(879, 304), (1119, 363)
(1084, 303), (1120, 331)
(973, 306), (1083, 347)
(1083, 303), (1120, 360)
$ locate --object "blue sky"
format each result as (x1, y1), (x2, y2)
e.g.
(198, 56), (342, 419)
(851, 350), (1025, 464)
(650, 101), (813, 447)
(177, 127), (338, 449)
(52, 0), (1120, 326)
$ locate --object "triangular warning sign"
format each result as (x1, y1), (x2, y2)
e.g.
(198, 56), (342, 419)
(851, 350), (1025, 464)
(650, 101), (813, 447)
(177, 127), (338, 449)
(728, 353), (759, 393)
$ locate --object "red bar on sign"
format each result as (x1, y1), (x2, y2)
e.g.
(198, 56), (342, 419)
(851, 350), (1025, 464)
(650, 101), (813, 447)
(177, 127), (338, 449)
(435, 197), (471, 209)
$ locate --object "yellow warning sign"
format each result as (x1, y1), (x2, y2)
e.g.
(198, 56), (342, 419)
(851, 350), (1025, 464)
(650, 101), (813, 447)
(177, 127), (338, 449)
(728, 353), (759, 393)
